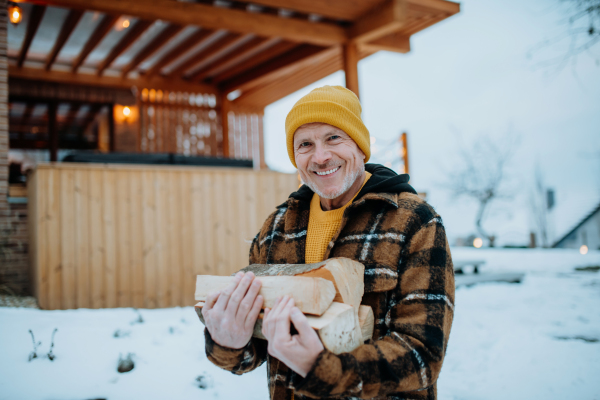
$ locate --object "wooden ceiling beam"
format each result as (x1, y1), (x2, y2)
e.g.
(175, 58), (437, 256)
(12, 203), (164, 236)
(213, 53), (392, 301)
(220, 44), (333, 93)
(17, 5), (46, 68)
(9, 65), (219, 95)
(406, 0), (460, 16)
(200, 37), (280, 82)
(231, 0), (381, 22)
(72, 14), (119, 73)
(33, 0), (346, 46)
(187, 36), (272, 82)
(45, 9), (83, 71)
(167, 33), (250, 79)
(235, 52), (340, 108)
(121, 23), (184, 77)
(349, 0), (407, 43)
(143, 29), (216, 77)
(97, 19), (153, 75)
(234, 45), (374, 108)
(360, 32), (410, 53)
(209, 40), (297, 84)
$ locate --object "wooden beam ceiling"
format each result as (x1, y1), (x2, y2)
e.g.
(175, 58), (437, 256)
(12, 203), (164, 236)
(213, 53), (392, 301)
(45, 9), (83, 70)
(349, 0), (407, 43)
(220, 44), (331, 93)
(97, 19), (153, 75)
(189, 37), (276, 83)
(209, 40), (297, 84)
(167, 33), (250, 79)
(121, 23), (184, 77)
(10, 66), (219, 95)
(235, 50), (341, 108)
(233, 0), (386, 22)
(361, 32), (410, 53)
(33, 0), (347, 46)
(143, 29), (216, 77)
(72, 14), (119, 73)
(17, 5), (46, 68)
(233, 45), (374, 108)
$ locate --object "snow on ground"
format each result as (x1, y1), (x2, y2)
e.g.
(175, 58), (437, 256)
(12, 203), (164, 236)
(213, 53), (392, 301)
(1, 249), (599, 400)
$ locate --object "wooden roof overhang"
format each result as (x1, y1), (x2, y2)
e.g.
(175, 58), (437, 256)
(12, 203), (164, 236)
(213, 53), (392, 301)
(8, 0), (459, 110)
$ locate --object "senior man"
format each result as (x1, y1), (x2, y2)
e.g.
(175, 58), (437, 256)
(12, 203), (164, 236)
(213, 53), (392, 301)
(202, 86), (454, 399)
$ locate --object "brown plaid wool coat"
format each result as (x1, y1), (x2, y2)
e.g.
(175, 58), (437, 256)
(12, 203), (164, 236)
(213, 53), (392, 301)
(205, 164), (455, 400)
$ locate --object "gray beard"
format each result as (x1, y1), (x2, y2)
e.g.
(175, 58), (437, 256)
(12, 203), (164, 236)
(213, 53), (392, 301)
(302, 163), (365, 200)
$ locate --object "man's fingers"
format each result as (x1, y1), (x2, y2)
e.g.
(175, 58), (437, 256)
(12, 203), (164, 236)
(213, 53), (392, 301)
(213, 271), (244, 313)
(264, 296), (283, 340)
(236, 276), (261, 321)
(229, 272), (255, 313)
(245, 295), (263, 331)
(204, 291), (220, 312)
(290, 306), (314, 338)
(274, 297), (294, 341)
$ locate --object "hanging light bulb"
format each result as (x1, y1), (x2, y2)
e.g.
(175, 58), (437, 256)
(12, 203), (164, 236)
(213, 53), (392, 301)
(123, 106), (131, 117)
(8, 4), (23, 25)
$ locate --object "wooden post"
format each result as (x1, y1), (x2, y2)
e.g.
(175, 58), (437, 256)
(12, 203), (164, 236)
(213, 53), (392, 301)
(108, 103), (115, 152)
(400, 132), (409, 175)
(219, 93), (230, 158)
(343, 42), (360, 99)
(258, 111), (267, 169)
(48, 101), (58, 162)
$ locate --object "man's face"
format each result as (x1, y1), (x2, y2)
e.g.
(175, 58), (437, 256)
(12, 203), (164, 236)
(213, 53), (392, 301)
(293, 123), (365, 199)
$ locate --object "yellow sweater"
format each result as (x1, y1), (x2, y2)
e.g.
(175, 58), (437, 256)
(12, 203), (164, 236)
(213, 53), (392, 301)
(305, 172), (371, 263)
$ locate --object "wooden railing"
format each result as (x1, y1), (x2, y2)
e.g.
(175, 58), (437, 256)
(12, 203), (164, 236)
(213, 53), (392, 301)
(28, 163), (299, 310)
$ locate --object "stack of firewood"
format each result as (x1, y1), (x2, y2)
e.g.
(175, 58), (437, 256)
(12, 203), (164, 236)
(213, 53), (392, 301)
(195, 258), (373, 355)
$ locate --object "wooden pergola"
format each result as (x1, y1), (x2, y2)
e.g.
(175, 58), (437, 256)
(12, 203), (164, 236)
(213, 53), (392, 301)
(7, 0), (459, 163)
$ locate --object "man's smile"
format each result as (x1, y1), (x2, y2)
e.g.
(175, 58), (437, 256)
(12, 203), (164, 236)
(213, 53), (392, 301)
(313, 166), (341, 177)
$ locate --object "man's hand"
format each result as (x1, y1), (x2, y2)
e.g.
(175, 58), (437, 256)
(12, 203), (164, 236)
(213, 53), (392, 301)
(262, 296), (325, 377)
(202, 271), (263, 349)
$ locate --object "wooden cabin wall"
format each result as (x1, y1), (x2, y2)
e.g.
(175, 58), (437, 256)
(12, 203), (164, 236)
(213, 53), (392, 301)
(28, 163), (299, 310)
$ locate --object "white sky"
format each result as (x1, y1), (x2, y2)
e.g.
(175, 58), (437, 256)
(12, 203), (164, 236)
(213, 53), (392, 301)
(263, 0), (600, 247)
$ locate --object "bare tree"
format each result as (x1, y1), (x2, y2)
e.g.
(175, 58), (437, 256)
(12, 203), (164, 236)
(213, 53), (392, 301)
(444, 134), (519, 247)
(528, 0), (600, 72)
(529, 163), (551, 248)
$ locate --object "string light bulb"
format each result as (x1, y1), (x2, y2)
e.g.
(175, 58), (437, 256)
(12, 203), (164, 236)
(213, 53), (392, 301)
(123, 106), (131, 117)
(473, 238), (483, 248)
(8, 4), (23, 25)
(580, 245), (588, 255)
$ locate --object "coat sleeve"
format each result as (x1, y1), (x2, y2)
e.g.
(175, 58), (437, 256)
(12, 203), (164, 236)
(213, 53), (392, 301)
(203, 225), (270, 374)
(292, 216), (455, 398)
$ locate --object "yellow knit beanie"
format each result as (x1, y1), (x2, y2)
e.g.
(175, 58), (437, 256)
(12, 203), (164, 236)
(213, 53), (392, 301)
(285, 85), (370, 168)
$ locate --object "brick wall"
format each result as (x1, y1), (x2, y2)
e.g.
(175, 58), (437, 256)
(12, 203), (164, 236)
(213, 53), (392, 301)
(0, 0), (30, 295)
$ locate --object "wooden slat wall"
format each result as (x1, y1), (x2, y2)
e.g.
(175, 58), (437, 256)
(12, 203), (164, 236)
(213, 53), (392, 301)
(28, 163), (299, 310)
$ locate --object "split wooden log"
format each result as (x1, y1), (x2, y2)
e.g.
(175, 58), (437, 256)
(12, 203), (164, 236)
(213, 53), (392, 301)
(195, 301), (372, 355)
(358, 304), (374, 342)
(240, 258), (365, 308)
(195, 275), (336, 316)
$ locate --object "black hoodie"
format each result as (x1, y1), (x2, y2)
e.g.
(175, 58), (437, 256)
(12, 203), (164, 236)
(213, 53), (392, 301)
(288, 163), (417, 204)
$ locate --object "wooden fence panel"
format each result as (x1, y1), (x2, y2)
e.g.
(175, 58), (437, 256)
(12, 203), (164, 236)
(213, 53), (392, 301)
(28, 163), (298, 309)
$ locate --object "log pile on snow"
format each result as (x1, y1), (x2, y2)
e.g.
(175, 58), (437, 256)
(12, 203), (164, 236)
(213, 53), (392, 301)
(195, 258), (372, 354)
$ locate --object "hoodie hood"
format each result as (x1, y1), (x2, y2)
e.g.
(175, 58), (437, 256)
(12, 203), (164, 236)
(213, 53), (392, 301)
(288, 163), (417, 204)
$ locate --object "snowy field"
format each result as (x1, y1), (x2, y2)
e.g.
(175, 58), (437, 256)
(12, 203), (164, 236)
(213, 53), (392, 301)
(1, 248), (599, 400)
